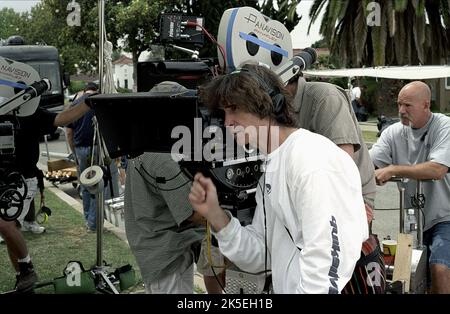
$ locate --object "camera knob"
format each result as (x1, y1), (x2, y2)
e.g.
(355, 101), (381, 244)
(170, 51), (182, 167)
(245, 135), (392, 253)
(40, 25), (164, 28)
(226, 168), (234, 180)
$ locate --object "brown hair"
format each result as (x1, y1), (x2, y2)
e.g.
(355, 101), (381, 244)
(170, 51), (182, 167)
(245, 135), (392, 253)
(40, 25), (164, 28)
(199, 65), (296, 127)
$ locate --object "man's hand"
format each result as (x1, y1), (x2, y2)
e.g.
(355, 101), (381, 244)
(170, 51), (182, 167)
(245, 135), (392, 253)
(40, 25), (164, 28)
(189, 173), (230, 232)
(374, 165), (395, 185)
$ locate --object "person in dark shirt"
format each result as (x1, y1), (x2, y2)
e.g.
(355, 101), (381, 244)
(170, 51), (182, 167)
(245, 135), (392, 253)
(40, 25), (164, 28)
(0, 95), (93, 293)
(66, 82), (119, 232)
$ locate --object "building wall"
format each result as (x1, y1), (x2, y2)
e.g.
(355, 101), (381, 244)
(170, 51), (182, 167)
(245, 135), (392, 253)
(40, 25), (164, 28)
(114, 63), (134, 90)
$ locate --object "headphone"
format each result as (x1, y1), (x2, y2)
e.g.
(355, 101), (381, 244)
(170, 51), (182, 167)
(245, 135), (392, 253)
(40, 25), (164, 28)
(231, 68), (286, 116)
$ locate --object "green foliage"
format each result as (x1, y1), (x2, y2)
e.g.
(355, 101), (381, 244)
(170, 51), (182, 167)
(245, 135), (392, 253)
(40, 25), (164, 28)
(69, 80), (85, 94)
(0, 8), (24, 41)
(260, 0), (302, 32)
(117, 87), (132, 93)
(328, 77), (348, 89)
(112, 0), (165, 58)
(311, 38), (327, 48)
(309, 0), (450, 67)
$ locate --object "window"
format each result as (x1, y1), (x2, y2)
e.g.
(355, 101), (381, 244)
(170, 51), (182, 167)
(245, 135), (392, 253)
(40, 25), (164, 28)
(28, 61), (62, 93)
(446, 77), (450, 90)
(124, 79), (128, 89)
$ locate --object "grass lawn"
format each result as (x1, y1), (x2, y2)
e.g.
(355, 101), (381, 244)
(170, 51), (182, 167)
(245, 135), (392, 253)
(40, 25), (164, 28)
(0, 189), (142, 294)
(362, 130), (378, 144)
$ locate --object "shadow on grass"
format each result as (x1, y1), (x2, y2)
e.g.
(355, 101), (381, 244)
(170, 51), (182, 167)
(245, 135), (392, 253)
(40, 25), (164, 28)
(0, 189), (143, 294)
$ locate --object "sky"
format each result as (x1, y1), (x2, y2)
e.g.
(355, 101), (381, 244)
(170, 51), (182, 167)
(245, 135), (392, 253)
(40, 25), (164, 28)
(0, 0), (323, 48)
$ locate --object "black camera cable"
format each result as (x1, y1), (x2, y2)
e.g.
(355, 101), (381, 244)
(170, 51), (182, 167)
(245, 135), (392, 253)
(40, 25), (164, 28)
(134, 159), (190, 192)
(206, 224), (227, 293)
(260, 122), (271, 293)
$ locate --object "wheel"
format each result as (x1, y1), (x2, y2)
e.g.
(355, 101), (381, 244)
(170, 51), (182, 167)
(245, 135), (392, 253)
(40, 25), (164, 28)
(0, 189), (24, 221)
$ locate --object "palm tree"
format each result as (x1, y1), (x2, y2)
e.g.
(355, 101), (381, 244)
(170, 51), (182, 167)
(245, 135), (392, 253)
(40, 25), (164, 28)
(309, 0), (450, 67)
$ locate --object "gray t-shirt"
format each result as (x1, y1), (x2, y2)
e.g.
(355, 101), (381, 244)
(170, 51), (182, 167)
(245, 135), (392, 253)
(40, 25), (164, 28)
(124, 153), (204, 283)
(294, 78), (377, 201)
(369, 113), (450, 231)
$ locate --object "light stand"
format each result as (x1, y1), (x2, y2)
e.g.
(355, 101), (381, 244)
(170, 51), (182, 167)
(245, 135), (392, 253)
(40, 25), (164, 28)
(89, 0), (119, 293)
(87, 117), (119, 294)
(78, 116), (122, 294)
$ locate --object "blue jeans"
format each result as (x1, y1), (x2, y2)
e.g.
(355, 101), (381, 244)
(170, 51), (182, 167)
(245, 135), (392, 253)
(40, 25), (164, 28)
(75, 146), (120, 230)
(76, 146), (97, 230)
(424, 221), (450, 268)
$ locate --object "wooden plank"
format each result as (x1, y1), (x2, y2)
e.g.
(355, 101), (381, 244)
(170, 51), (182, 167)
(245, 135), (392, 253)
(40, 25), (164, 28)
(392, 233), (413, 293)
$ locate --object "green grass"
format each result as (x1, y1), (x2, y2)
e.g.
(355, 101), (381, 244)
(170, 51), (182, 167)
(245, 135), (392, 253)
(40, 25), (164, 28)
(362, 130), (378, 143)
(0, 190), (143, 294)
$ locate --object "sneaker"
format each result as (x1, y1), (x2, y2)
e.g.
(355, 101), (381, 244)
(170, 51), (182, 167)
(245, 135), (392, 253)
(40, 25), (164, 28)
(21, 221), (46, 234)
(15, 270), (38, 292)
(86, 226), (96, 233)
(0, 235), (4, 244)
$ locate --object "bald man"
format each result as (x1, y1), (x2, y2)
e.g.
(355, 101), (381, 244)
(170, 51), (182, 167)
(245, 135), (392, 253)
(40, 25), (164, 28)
(370, 81), (450, 293)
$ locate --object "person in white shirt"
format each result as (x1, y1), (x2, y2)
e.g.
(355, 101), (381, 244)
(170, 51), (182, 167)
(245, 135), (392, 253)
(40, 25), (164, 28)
(370, 81), (450, 293)
(351, 79), (368, 122)
(189, 66), (368, 293)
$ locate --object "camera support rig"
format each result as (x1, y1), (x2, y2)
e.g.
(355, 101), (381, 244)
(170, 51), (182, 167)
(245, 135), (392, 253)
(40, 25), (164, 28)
(0, 57), (51, 221)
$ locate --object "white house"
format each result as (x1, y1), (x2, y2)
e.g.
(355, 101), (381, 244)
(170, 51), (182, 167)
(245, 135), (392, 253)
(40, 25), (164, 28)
(113, 55), (134, 90)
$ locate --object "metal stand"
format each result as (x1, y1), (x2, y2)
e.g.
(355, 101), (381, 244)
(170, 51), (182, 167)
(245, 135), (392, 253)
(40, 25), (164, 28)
(86, 0), (119, 294)
(89, 116), (120, 294)
(386, 177), (428, 294)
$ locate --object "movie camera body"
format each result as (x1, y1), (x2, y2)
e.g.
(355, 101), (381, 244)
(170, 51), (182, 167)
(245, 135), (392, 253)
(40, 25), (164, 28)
(0, 57), (51, 221)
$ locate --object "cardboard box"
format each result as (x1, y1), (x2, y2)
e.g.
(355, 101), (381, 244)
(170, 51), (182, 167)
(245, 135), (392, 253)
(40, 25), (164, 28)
(47, 159), (77, 173)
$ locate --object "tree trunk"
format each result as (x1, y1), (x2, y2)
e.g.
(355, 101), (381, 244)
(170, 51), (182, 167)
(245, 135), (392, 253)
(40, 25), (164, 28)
(132, 50), (139, 92)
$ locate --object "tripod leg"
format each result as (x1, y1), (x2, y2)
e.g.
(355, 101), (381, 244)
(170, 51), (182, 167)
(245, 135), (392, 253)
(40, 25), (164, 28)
(98, 270), (119, 294)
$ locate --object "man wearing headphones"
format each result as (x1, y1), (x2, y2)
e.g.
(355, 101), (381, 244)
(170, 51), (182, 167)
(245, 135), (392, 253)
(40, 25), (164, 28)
(190, 65), (368, 293)
(243, 64), (384, 293)
(285, 73), (383, 293)
(66, 82), (120, 232)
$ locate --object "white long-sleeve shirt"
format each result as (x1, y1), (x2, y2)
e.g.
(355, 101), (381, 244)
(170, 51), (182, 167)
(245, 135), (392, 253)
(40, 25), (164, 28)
(214, 129), (368, 293)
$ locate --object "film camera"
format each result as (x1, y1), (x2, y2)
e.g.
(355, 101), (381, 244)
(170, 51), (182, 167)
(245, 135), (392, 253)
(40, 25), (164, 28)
(87, 91), (262, 223)
(0, 57), (52, 221)
(0, 121), (28, 221)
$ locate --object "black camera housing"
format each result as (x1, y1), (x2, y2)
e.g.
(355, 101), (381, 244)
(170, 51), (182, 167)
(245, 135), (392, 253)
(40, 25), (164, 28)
(159, 13), (205, 47)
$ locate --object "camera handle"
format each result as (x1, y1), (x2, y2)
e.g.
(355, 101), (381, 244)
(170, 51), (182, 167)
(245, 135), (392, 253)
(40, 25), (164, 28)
(168, 44), (199, 60)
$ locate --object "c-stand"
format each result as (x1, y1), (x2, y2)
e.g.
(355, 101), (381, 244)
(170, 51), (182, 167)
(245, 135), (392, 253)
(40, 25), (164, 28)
(78, 117), (127, 294)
